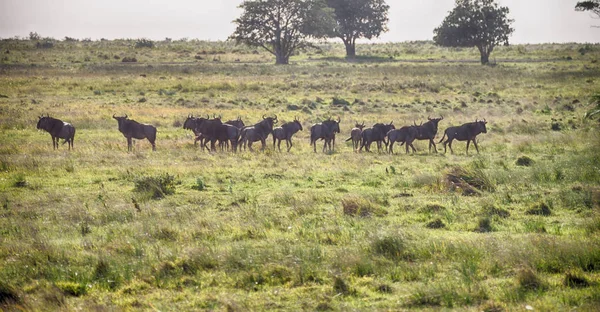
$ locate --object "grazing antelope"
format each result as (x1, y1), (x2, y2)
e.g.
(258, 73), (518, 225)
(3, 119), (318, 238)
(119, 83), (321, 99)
(272, 117), (303, 152)
(113, 114), (157, 151)
(36, 114), (75, 150)
(439, 119), (488, 155)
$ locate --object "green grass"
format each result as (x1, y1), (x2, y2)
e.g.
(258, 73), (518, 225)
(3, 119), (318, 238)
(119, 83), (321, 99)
(0, 39), (599, 310)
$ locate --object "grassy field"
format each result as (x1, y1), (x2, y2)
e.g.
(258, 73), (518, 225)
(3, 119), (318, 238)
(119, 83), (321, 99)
(1, 38), (600, 311)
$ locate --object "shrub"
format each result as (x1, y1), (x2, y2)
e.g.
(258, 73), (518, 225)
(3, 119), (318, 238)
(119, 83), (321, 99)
(526, 202), (551, 216)
(135, 38), (154, 48)
(516, 268), (545, 291)
(341, 196), (387, 217)
(333, 277), (350, 295)
(192, 178), (205, 191)
(475, 217), (493, 233)
(564, 271), (590, 288)
(122, 57), (137, 63)
(426, 218), (446, 229)
(331, 97), (351, 106)
(516, 156), (534, 167)
(134, 173), (177, 199)
(36, 41), (54, 49)
(55, 281), (86, 297)
(372, 235), (411, 261)
(0, 281), (20, 305)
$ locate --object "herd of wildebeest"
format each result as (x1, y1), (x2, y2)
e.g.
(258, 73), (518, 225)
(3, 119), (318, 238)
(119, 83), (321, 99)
(35, 113), (489, 155)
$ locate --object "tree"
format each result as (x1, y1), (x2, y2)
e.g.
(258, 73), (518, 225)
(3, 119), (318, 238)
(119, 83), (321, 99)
(327, 0), (389, 58)
(230, 0), (334, 65)
(433, 0), (514, 65)
(576, 1), (600, 18)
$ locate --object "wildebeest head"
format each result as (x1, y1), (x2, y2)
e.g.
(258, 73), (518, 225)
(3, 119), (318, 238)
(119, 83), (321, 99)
(183, 114), (198, 131)
(354, 121), (366, 130)
(112, 114), (129, 130)
(225, 116), (245, 129)
(258, 114), (278, 132)
(323, 117), (341, 134)
(36, 114), (53, 131)
(476, 119), (488, 133)
(293, 116), (303, 131)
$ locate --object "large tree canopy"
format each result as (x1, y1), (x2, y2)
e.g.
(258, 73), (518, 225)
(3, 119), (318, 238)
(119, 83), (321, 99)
(230, 0), (334, 65)
(433, 0), (514, 65)
(327, 0), (389, 58)
(576, 1), (600, 18)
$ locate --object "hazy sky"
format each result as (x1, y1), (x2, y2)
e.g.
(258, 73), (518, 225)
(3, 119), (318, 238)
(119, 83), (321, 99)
(0, 0), (598, 44)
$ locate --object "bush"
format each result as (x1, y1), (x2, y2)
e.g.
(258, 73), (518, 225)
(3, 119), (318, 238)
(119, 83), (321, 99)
(134, 173), (177, 199)
(135, 38), (154, 48)
(372, 235), (411, 261)
(516, 156), (534, 167)
(0, 281), (20, 305)
(426, 218), (446, 229)
(55, 281), (87, 297)
(331, 97), (351, 106)
(517, 268), (545, 291)
(564, 271), (590, 288)
(122, 57), (137, 63)
(342, 196), (387, 217)
(36, 41), (54, 49)
(526, 202), (551, 216)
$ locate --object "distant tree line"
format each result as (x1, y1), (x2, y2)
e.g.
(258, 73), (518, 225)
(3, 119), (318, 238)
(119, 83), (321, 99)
(231, 0), (516, 65)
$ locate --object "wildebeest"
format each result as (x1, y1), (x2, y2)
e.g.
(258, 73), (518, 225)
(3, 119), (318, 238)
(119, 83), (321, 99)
(191, 115), (241, 152)
(183, 115), (208, 149)
(345, 121), (365, 151)
(387, 125), (420, 154)
(359, 121), (395, 152)
(272, 117), (303, 152)
(113, 114), (157, 151)
(414, 116), (444, 153)
(438, 119), (488, 155)
(225, 116), (245, 129)
(36, 115), (75, 150)
(310, 117), (341, 153)
(238, 115), (278, 151)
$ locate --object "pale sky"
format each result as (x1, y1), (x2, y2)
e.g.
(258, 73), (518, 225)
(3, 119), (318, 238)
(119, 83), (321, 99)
(0, 0), (598, 44)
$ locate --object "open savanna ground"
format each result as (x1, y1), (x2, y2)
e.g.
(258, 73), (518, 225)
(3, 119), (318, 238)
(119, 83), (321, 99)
(1, 39), (600, 311)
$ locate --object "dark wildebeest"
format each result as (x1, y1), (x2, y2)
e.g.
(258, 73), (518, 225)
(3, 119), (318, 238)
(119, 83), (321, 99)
(272, 117), (303, 152)
(238, 115), (278, 151)
(414, 116), (444, 153)
(345, 121), (365, 151)
(183, 115), (208, 149)
(192, 115), (240, 152)
(310, 117), (341, 153)
(36, 115), (75, 150)
(387, 125), (420, 154)
(359, 121), (395, 152)
(438, 119), (488, 155)
(225, 117), (245, 130)
(113, 114), (157, 151)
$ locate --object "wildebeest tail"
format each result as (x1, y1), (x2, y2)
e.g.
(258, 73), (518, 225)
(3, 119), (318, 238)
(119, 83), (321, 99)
(345, 137), (352, 142)
(438, 131), (447, 143)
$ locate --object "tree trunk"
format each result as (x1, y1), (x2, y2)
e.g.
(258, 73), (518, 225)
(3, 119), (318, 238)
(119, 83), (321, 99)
(273, 42), (289, 65)
(343, 37), (356, 58)
(345, 42), (356, 58)
(477, 44), (491, 65)
(275, 52), (289, 65)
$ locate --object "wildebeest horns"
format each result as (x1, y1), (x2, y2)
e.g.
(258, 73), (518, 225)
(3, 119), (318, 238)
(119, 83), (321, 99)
(38, 113), (50, 119)
(413, 120), (423, 126)
(475, 118), (487, 123)
(113, 114), (128, 118)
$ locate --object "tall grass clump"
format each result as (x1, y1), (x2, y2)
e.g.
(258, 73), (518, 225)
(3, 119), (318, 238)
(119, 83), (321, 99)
(341, 196), (387, 217)
(133, 173), (177, 199)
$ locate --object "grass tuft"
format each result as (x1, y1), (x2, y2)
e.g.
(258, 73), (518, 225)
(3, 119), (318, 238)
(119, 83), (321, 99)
(526, 202), (552, 216)
(55, 281), (86, 297)
(564, 271), (591, 288)
(516, 268), (545, 291)
(134, 173), (177, 199)
(341, 196), (387, 217)
(516, 156), (534, 166)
